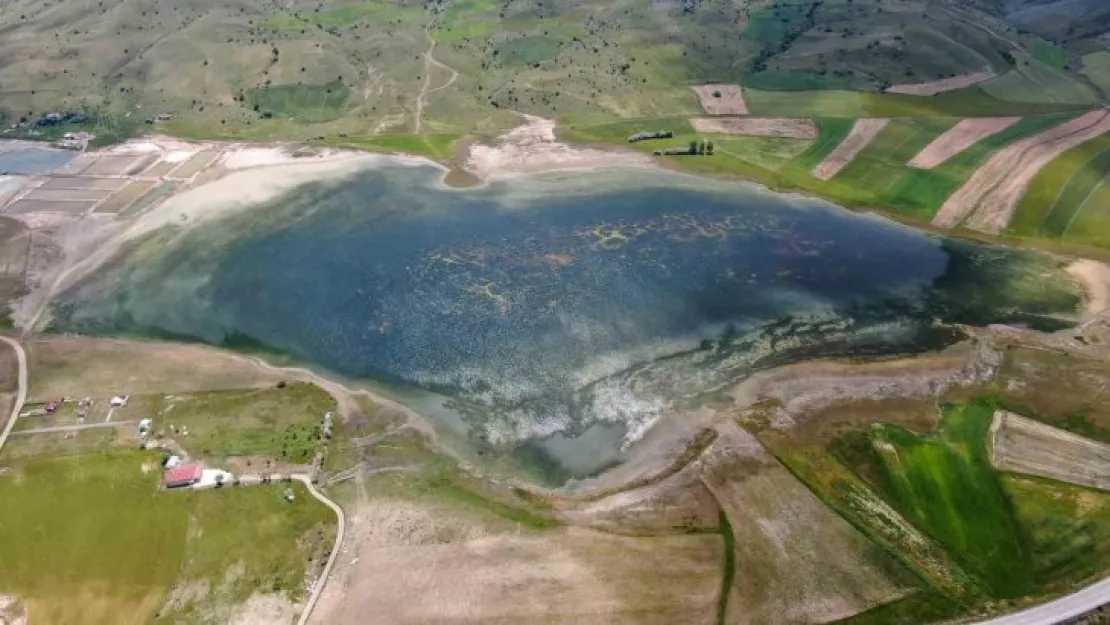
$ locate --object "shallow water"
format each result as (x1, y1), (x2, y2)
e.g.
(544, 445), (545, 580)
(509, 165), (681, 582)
(52, 164), (1080, 483)
(0, 145), (75, 174)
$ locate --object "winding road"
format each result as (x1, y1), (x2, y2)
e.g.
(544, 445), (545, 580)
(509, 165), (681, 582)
(0, 335), (27, 457)
(294, 474), (345, 625)
(413, 21), (459, 134)
(971, 578), (1110, 625)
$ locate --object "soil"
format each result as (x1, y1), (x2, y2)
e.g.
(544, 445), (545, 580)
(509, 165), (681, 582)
(909, 117), (1021, 169)
(691, 84), (749, 115)
(933, 108), (1110, 231)
(991, 410), (1110, 491)
(463, 114), (654, 181)
(812, 118), (889, 180)
(1068, 259), (1110, 317)
(689, 117), (816, 139)
(886, 70), (994, 95)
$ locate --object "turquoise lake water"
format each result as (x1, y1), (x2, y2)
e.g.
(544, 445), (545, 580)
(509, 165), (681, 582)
(51, 164), (1080, 482)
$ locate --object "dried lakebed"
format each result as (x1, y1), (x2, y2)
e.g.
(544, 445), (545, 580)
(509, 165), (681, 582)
(48, 163), (1082, 484)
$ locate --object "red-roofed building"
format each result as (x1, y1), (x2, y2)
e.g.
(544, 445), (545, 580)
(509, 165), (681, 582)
(164, 464), (203, 488)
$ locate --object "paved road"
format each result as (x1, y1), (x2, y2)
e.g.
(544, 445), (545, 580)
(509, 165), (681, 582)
(0, 336), (28, 456)
(11, 420), (135, 436)
(293, 475), (345, 625)
(972, 577), (1110, 625)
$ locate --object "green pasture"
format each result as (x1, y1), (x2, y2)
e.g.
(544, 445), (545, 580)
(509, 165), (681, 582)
(321, 133), (461, 161)
(245, 81), (350, 123)
(744, 87), (1084, 118)
(0, 452), (334, 624)
(833, 402), (1035, 598)
(834, 591), (961, 625)
(743, 70), (853, 92)
(981, 53), (1098, 105)
(1080, 51), (1110, 99)
(1009, 134), (1110, 239)
(495, 35), (561, 66)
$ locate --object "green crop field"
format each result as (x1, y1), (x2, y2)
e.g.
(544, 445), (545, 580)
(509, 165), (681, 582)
(834, 402), (1035, 598)
(1009, 134), (1110, 241)
(0, 452), (334, 623)
(321, 133), (462, 161)
(834, 117), (958, 196)
(246, 81), (351, 123)
(881, 112), (1083, 216)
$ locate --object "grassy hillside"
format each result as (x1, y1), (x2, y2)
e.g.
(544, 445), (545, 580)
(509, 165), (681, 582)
(1009, 133), (1110, 245)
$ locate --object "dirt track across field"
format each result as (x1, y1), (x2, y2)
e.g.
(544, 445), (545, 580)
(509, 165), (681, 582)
(990, 410), (1110, 491)
(690, 117), (816, 139)
(886, 71), (993, 95)
(909, 117), (1020, 169)
(691, 84), (748, 115)
(812, 118), (889, 181)
(933, 108), (1110, 232)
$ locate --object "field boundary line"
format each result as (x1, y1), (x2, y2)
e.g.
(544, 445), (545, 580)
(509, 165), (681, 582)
(1062, 175), (1110, 237)
(1037, 145), (1109, 233)
(0, 336), (27, 458)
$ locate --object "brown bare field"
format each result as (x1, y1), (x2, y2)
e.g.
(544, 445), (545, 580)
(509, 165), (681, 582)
(909, 117), (1021, 169)
(812, 118), (889, 181)
(691, 84), (748, 115)
(168, 151), (219, 179)
(885, 71), (993, 95)
(4, 198), (95, 214)
(94, 180), (158, 214)
(79, 155), (146, 176)
(39, 177), (127, 191)
(25, 336), (282, 400)
(701, 423), (910, 624)
(318, 525), (721, 625)
(690, 116), (816, 139)
(933, 109), (1110, 231)
(24, 189), (112, 202)
(991, 410), (1110, 490)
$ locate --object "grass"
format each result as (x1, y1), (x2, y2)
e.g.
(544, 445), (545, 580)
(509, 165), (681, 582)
(155, 483), (335, 621)
(745, 87), (1087, 118)
(495, 35), (561, 66)
(0, 452), (187, 623)
(1080, 51), (1110, 99)
(245, 81), (350, 123)
(833, 401), (1037, 598)
(832, 590), (961, 624)
(743, 70), (853, 92)
(980, 53), (1098, 105)
(0, 451), (337, 624)
(319, 133), (461, 161)
(263, 2), (425, 30)
(1030, 39), (1069, 70)
(1004, 474), (1110, 590)
(144, 382), (336, 464)
(834, 117), (958, 198)
(1009, 133), (1110, 238)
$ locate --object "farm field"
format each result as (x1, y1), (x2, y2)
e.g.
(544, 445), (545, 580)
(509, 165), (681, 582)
(990, 411), (1110, 492)
(0, 451), (334, 624)
(980, 53), (1099, 106)
(1009, 134), (1110, 244)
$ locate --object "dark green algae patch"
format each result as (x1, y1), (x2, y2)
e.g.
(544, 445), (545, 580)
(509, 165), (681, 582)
(49, 164), (1082, 484)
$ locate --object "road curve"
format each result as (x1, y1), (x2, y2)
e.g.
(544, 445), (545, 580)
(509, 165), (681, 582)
(294, 475), (346, 625)
(0, 336), (28, 457)
(971, 577), (1110, 625)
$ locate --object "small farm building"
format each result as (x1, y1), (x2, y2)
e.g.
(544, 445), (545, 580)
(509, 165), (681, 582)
(164, 464), (203, 488)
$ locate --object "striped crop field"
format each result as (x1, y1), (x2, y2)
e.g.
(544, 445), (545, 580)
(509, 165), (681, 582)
(1009, 134), (1110, 243)
(881, 112), (1083, 218)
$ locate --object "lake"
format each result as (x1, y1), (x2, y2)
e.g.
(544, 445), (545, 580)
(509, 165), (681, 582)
(51, 163), (1080, 483)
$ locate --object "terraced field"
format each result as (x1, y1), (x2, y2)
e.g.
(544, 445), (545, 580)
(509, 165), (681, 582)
(1009, 134), (1110, 245)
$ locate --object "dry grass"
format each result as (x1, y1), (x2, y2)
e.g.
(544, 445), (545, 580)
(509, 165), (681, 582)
(991, 410), (1110, 491)
(812, 118), (889, 181)
(689, 117), (816, 139)
(318, 525), (721, 625)
(886, 71), (994, 96)
(25, 336), (281, 399)
(700, 423), (910, 624)
(909, 117), (1021, 169)
(691, 84), (748, 115)
(94, 181), (158, 214)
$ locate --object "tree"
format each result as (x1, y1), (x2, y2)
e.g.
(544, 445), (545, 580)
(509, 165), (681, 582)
(706, 140), (714, 155)
(689, 140), (698, 154)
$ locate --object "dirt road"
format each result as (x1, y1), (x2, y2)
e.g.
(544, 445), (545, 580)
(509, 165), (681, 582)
(293, 475), (345, 625)
(413, 22), (459, 134)
(971, 577), (1110, 624)
(0, 336), (27, 457)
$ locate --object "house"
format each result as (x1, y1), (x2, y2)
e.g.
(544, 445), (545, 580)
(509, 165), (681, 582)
(44, 401), (60, 414)
(164, 464), (203, 488)
(110, 395), (130, 407)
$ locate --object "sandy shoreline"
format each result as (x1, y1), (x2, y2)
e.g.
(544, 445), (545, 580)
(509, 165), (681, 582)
(1067, 259), (1110, 317)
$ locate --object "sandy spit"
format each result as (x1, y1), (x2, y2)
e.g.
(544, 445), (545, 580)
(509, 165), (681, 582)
(1067, 259), (1110, 317)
